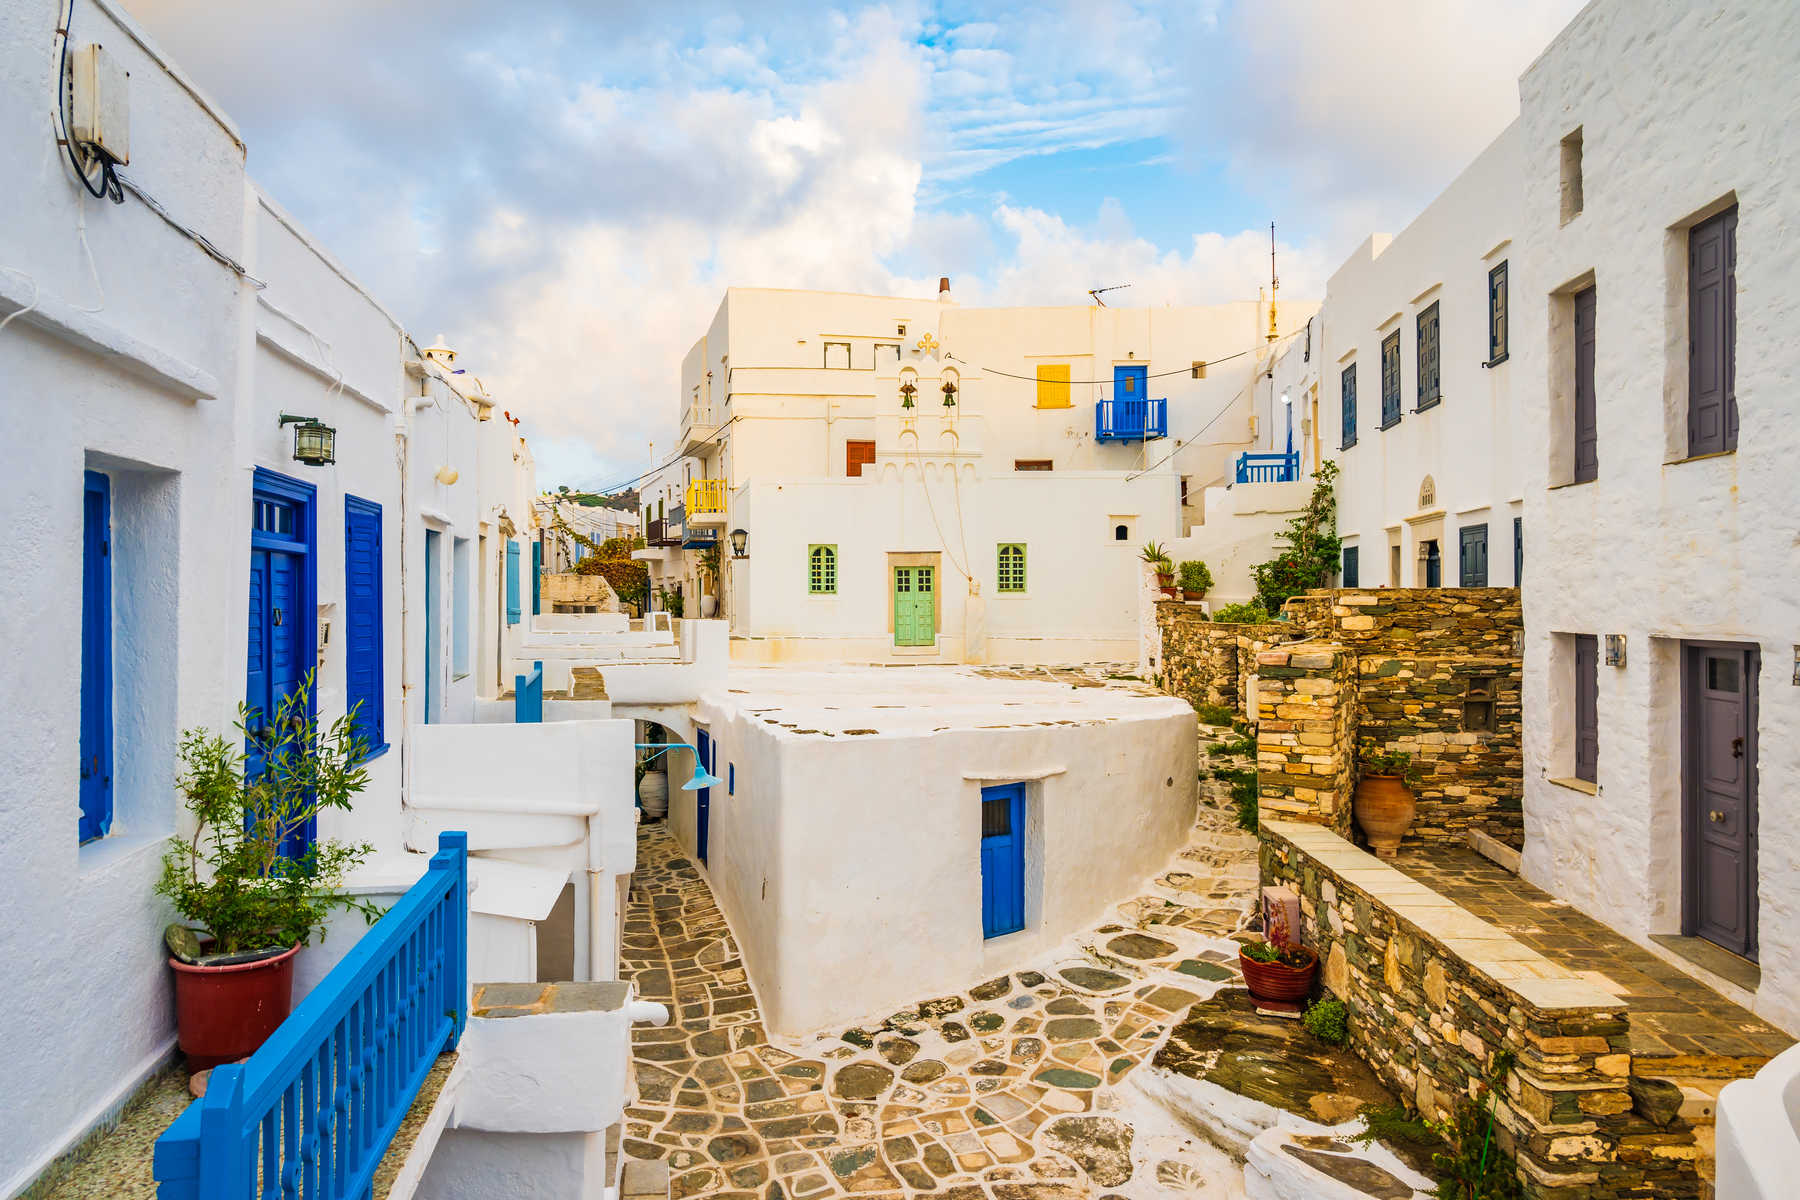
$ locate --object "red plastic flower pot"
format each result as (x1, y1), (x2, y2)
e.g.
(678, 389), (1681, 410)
(170, 944), (300, 1069)
(1238, 944), (1319, 1004)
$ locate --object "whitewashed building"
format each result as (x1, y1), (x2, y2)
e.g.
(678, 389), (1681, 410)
(1516, 0), (1800, 1034)
(0, 3), (646, 1191)
(643, 284), (1313, 662)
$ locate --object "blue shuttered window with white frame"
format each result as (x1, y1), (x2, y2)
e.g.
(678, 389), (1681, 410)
(345, 496), (385, 755)
(80, 470), (113, 844)
(1341, 545), (1359, 588)
(1416, 302), (1441, 410)
(1340, 364), (1357, 449)
(505, 540), (521, 625)
(1380, 331), (1402, 428)
(1459, 524), (1488, 588)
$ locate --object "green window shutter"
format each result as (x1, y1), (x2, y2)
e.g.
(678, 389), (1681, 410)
(997, 543), (1027, 593)
(808, 545), (837, 594)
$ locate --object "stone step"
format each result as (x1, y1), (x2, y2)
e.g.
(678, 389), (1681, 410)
(570, 666), (609, 700)
(620, 1156), (670, 1200)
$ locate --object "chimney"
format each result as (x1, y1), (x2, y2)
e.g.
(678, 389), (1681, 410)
(938, 276), (952, 301)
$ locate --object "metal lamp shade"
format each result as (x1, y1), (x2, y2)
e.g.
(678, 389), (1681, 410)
(729, 528), (749, 558)
(293, 420), (336, 466)
(682, 763), (722, 791)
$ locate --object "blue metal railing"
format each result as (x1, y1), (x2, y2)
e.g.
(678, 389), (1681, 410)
(1235, 451), (1300, 483)
(515, 660), (544, 723)
(154, 832), (469, 1199)
(1094, 397), (1168, 442)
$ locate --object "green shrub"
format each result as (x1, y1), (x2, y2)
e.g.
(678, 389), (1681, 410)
(1177, 560), (1213, 593)
(1194, 703), (1235, 727)
(1229, 771), (1258, 831)
(1303, 998), (1348, 1045)
(1211, 600), (1270, 624)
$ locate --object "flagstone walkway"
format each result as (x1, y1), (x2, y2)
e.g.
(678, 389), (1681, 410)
(619, 731), (1267, 1199)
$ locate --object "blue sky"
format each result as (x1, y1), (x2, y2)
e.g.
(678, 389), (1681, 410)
(123, 0), (1584, 491)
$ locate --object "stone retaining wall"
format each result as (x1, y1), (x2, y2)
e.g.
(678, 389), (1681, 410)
(1262, 820), (1701, 1200)
(1253, 645), (1356, 835)
(1154, 602), (1291, 714)
(1286, 587), (1521, 655)
(1356, 654), (1525, 847)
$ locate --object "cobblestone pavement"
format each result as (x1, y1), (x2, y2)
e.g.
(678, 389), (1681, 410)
(620, 728), (1262, 1199)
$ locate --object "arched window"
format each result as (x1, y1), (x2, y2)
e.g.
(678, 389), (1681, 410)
(808, 545), (837, 594)
(1114, 524), (1129, 541)
(996, 543), (1027, 593)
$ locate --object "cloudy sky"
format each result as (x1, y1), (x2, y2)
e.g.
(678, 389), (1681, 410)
(121, 0), (1583, 491)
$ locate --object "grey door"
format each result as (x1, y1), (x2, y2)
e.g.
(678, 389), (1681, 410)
(1574, 635), (1598, 783)
(1573, 286), (1598, 483)
(1685, 644), (1758, 959)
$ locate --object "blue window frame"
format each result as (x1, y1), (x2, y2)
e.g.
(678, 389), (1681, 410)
(1340, 364), (1358, 449)
(1341, 545), (1360, 588)
(344, 496), (386, 758)
(1459, 524), (1489, 587)
(80, 470), (113, 844)
(1416, 302), (1441, 410)
(505, 540), (521, 625)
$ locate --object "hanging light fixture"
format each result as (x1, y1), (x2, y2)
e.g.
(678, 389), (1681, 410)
(635, 742), (722, 791)
(729, 528), (749, 559)
(278, 413), (336, 466)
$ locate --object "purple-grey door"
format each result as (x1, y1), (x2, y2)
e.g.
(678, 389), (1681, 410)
(1573, 285), (1598, 483)
(1684, 643), (1758, 960)
(1573, 634), (1598, 783)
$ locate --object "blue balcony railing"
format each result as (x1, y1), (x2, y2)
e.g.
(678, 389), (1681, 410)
(1095, 397), (1168, 443)
(515, 660), (543, 723)
(154, 832), (469, 1200)
(1235, 451), (1300, 484)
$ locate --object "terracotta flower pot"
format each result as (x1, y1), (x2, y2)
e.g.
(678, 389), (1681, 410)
(170, 943), (300, 1069)
(1355, 774), (1418, 858)
(1238, 944), (1318, 1003)
(1182, 589), (1205, 601)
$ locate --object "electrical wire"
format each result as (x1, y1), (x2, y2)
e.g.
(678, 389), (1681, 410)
(55, 0), (122, 204)
(0, 268), (41, 339)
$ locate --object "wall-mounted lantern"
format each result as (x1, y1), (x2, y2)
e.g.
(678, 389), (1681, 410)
(1605, 634), (1627, 668)
(729, 528), (749, 559)
(279, 412), (336, 466)
(899, 381), (917, 409)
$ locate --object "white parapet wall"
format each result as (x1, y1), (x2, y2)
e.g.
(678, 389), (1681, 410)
(672, 666), (1198, 1036)
(1715, 1042), (1800, 1200)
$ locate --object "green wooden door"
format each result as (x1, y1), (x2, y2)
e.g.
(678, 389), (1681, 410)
(894, 565), (935, 646)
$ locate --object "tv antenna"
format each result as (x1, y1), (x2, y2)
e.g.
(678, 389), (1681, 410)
(1088, 284), (1132, 307)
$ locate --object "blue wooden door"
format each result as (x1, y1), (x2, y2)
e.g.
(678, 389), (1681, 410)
(79, 471), (113, 843)
(695, 729), (712, 865)
(531, 540), (542, 616)
(424, 529), (441, 723)
(249, 473), (316, 857)
(980, 784), (1026, 938)
(1114, 365), (1148, 434)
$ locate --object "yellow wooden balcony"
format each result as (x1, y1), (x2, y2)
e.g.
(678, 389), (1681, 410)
(686, 479), (727, 525)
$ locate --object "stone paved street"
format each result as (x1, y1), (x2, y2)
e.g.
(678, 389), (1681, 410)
(619, 731), (1267, 1199)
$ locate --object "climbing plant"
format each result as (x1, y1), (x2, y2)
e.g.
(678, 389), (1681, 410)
(1250, 461), (1342, 615)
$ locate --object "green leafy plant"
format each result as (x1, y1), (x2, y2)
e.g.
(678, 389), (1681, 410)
(1251, 461), (1342, 614)
(1177, 560), (1213, 593)
(1194, 703), (1235, 727)
(1358, 737), (1422, 783)
(657, 585), (685, 619)
(1351, 1053), (1525, 1200)
(1214, 765), (1259, 832)
(1303, 997), (1349, 1045)
(1240, 939), (1311, 967)
(1138, 540), (1170, 567)
(1211, 600), (1270, 624)
(157, 677), (377, 956)
(1207, 732), (1257, 758)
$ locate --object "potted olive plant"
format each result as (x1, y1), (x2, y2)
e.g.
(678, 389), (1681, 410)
(1354, 737), (1421, 858)
(157, 677), (377, 1068)
(1178, 560), (1213, 601)
(1238, 894), (1318, 1003)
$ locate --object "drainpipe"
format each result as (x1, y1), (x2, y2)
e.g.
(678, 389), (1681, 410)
(397, 343), (427, 810)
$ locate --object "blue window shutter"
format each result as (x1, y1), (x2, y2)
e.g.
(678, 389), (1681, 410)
(531, 540), (542, 615)
(344, 497), (384, 754)
(1341, 546), (1359, 588)
(79, 470), (113, 844)
(506, 541), (521, 625)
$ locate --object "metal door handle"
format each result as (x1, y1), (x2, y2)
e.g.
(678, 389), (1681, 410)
(1732, 737), (1744, 758)
(1710, 810), (1727, 823)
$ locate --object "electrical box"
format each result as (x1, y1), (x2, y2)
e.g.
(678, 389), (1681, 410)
(70, 44), (130, 165)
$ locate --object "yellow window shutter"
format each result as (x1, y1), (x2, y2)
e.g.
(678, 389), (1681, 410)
(1035, 364), (1071, 408)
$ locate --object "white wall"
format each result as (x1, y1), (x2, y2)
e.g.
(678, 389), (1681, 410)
(676, 673), (1197, 1036)
(1516, 0), (1800, 1033)
(0, 2), (247, 1188)
(1320, 125), (1524, 591)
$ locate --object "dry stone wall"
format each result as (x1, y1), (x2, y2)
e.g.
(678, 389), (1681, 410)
(1263, 821), (1701, 1200)
(1253, 645), (1356, 835)
(1153, 602), (1292, 715)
